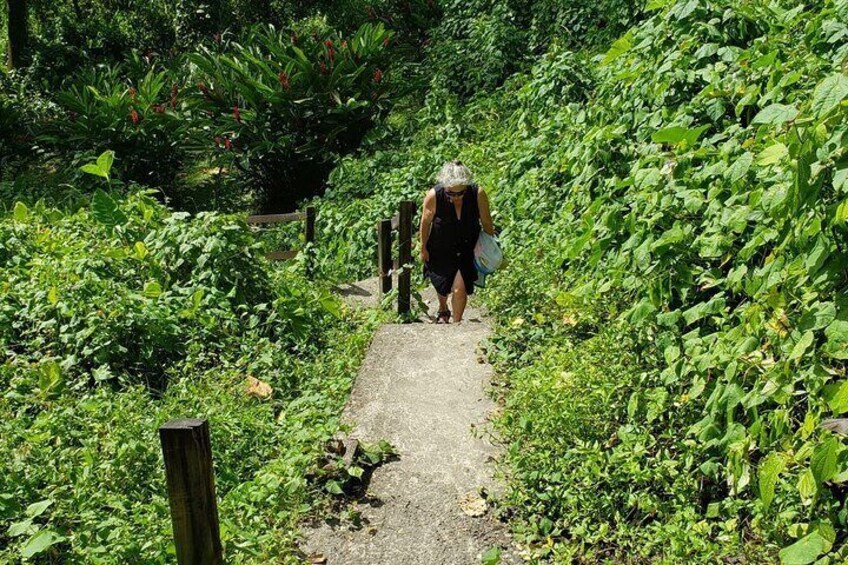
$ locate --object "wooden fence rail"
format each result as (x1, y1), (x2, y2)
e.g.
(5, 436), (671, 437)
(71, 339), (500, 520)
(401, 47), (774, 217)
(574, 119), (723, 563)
(247, 206), (316, 274)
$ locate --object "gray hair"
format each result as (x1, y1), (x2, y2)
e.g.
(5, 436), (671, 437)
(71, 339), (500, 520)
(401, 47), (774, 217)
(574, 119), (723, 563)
(437, 160), (474, 187)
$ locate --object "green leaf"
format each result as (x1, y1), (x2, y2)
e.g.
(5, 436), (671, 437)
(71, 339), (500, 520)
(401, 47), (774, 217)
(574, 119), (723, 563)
(142, 281), (162, 299)
(759, 452), (788, 511)
(12, 201), (28, 222)
(779, 529), (833, 565)
(823, 380), (848, 414)
(757, 143), (789, 166)
(789, 330), (814, 361)
(20, 529), (65, 559)
(91, 190), (128, 229)
(798, 468), (817, 500)
(25, 500), (52, 518)
(811, 436), (839, 485)
(80, 164), (108, 179)
(96, 150), (115, 177)
(7, 519), (34, 537)
(602, 35), (631, 66)
(651, 125), (708, 145)
(481, 546), (502, 565)
(811, 73), (848, 118)
(726, 152), (753, 183)
(752, 104), (799, 125)
(824, 321), (848, 359)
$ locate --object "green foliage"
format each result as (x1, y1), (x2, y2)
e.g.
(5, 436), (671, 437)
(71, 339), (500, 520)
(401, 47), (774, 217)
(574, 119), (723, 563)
(0, 190), (379, 562)
(310, 0), (848, 560)
(191, 21), (396, 210)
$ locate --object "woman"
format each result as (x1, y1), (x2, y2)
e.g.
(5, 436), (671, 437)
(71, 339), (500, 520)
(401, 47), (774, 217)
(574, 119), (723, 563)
(420, 161), (495, 324)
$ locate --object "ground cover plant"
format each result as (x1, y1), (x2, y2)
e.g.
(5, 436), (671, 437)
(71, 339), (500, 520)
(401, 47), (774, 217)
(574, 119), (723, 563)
(0, 188), (381, 562)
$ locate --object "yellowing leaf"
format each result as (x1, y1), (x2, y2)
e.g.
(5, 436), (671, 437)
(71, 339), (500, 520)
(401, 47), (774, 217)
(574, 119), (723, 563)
(757, 143), (788, 166)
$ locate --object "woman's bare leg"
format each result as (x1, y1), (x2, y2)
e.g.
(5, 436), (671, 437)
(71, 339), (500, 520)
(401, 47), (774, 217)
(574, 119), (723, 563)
(451, 271), (468, 322)
(437, 293), (448, 313)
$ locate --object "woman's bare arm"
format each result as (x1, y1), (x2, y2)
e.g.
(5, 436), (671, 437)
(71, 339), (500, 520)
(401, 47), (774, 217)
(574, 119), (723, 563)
(478, 187), (495, 235)
(420, 189), (436, 262)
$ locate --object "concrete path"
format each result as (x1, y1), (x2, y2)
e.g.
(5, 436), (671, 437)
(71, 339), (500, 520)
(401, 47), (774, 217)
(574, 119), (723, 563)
(303, 279), (519, 564)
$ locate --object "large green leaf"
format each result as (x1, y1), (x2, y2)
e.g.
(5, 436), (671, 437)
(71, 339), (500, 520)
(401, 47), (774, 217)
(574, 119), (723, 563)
(779, 530), (832, 565)
(20, 529), (65, 559)
(91, 190), (128, 229)
(758, 452), (788, 511)
(752, 104), (798, 125)
(811, 436), (839, 485)
(811, 73), (848, 118)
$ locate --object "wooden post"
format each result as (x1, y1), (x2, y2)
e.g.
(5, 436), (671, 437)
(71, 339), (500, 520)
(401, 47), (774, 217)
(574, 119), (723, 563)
(398, 200), (414, 316)
(377, 219), (392, 296)
(7, 0), (29, 69)
(305, 206), (316, 244)
(305, 206), (316, 277)
(159, 419), (223, 565)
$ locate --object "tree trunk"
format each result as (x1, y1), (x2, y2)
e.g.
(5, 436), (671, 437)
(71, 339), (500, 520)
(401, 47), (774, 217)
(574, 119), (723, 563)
(7, 0), (28, 69)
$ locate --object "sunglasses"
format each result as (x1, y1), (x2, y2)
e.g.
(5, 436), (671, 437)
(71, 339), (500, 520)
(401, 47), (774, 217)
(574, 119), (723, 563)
(445, 187), (468, 199)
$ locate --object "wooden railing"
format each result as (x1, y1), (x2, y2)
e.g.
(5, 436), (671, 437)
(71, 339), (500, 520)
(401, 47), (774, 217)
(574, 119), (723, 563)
(246, 206), (316, 262)
(377, 200), (416, 315)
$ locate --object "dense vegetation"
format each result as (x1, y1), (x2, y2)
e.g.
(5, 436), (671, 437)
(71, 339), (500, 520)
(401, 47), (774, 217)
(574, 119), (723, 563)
(310, 0), (848, 562)
(4, 0), (848, 562)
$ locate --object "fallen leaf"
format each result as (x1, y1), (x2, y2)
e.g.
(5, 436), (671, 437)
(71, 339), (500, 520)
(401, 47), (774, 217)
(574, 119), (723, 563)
(459, 492), (488, 517)
(246, 376), (272, 399)
(308, 553), (327, 564)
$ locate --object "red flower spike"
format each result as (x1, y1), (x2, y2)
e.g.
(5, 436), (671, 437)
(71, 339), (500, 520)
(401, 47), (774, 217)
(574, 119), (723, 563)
(341, 40), (348, 49)
(324, 39), (334, 48)
(171, 84), (178, 109)
(129, 87), (137, 101)
(328, 48), (335, 63)
(373, 68), (383, 83)
(130, 109), (140, 125)
(153, 104), (165, 114)
(320, 62), (328, 74)
(214, 136), (221, 147)
(278, 72), (291, 90)
(233, 105), (242, 122)
(224, 137), (232, 150)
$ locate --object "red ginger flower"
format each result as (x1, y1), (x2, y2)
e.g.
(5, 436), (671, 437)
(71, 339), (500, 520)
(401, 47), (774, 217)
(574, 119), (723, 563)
(319, 62), (328, 74)
(373, 68), (383, 82)
(324, 39), (334, 48)
(224, 137), (232, 150)
(130, 109), (140, 125)
(328, 48), (335, 63)
(233, 105), (241, 122)
(278, 72), (291, 90)
(153, 104), (165, 114)
(171, 84), (179, 109)
(129, 87), (137, 101)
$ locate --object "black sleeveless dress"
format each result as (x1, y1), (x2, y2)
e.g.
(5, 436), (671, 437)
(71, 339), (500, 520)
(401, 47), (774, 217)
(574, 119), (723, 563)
(424, 184), (481, 296)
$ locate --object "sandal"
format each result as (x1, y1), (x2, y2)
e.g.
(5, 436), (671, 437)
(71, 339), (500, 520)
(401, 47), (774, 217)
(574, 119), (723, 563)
(436, 309), (451, 324)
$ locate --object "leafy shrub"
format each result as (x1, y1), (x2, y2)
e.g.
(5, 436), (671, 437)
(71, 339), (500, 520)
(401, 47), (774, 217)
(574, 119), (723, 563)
(190, 21), (396, 211)
(0, 189), (378, 562)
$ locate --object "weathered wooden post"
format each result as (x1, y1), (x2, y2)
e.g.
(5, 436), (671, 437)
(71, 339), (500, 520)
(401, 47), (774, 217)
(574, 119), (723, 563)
(398, 200), (414, 316)
(377, 219), (393, 297)
(305, 206), (316, 277)
(159, 419), (223, 565)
